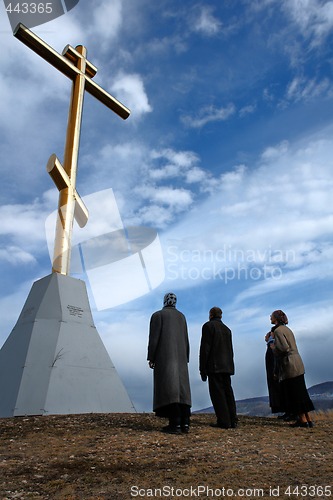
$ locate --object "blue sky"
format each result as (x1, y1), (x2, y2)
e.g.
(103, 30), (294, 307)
(0, 0), (332, 412)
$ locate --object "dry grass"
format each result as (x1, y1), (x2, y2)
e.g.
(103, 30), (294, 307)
(0, 412), (332, 499)
(311, 409), (333, 421)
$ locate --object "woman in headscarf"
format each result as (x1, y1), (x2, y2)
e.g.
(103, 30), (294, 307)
(147, 293), (192, 434)
(269, 310), (314, 428)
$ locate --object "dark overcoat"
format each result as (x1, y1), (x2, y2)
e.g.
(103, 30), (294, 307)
(199, 318), (235, 375)
(265, 345), (283, 412)
(147, 306), (191, 412)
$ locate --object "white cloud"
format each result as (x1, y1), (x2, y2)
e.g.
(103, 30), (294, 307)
(124, 184), (195, 229)
(145, 35), (188, 56)
(181, 103), (236, 129)
(220, 164), (247, 186)
(250, 0), (333, 46)
(110, 73), (152, 118)
(81, 143), (203, 229)
(90, 0), (123, 43)
(263, 87), (276, 102)
(135, 205), (175, 227)
(282, 0), (333, 45)
(0, 199), (54, 273)
(192, 6), (222, 36)
(151, 149), (199, 168)
(150, 165), (181, 181)
(285, 76), (332, 103)
(81, 141), (150, 198)
(0, 246), (37, 265)
(261, 140), (289, 160)
(161, 130), (333, 297)
(239, 104), (257, 117)
(0, 20), (73, 135)
(149, 148), (206, 184)
(0, 202), (50, 246)
(185, 166), (206, 183)
(139, 186), (193, 209)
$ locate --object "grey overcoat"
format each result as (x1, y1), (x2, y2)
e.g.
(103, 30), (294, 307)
(147, 306), (191, 412)
(274, 325), (305, 381)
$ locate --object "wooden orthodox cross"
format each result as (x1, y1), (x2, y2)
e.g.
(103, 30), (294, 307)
(14, 23), (130, 275)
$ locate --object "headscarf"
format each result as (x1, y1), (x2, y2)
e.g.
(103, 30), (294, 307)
(163, 292), (177, 308)
(271, 309), (288, 325)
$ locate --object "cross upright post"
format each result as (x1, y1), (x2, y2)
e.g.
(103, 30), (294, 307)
(14, 23), (130, 275)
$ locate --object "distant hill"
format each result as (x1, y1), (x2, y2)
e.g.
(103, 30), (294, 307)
(195, 381), (333, 416)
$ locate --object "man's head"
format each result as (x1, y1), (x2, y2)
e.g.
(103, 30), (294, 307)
(209, 306), (222, 319)
(163, 292), (177, 308)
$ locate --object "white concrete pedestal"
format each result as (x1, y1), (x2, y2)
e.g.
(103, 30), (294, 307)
(0, 273), (135, 417)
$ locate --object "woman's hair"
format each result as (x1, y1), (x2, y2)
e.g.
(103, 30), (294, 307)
(271, 309), (288, 325)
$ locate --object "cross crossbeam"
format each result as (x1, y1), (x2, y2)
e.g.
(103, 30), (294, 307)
(14, 23), (130, 275)
(14, 24), (130, 119)
(47, 154), (88, 228)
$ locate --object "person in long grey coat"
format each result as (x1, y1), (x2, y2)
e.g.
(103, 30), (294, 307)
(147, 292), (191, 434)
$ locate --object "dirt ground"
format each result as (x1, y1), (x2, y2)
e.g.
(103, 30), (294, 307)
(0, 412), (332, 499)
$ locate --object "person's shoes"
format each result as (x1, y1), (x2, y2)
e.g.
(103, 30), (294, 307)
(162, 425), (182, 434)
(284, 414), (297, 421)
(210, 423), (230, 429)
(277, 413), (288, 419)
(181, 417), (190, 434)
(289, 421), (309, 428)
(308, 421), (314, 428)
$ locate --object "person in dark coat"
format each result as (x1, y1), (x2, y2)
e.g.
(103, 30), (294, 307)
(269, 309), (314, 428)
(147, 292), (191, 434)
(265, 330), (284, 414)
(199, 306), (237, 429)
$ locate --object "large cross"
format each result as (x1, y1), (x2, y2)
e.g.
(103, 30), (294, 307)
(14, 23), (130, 275)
